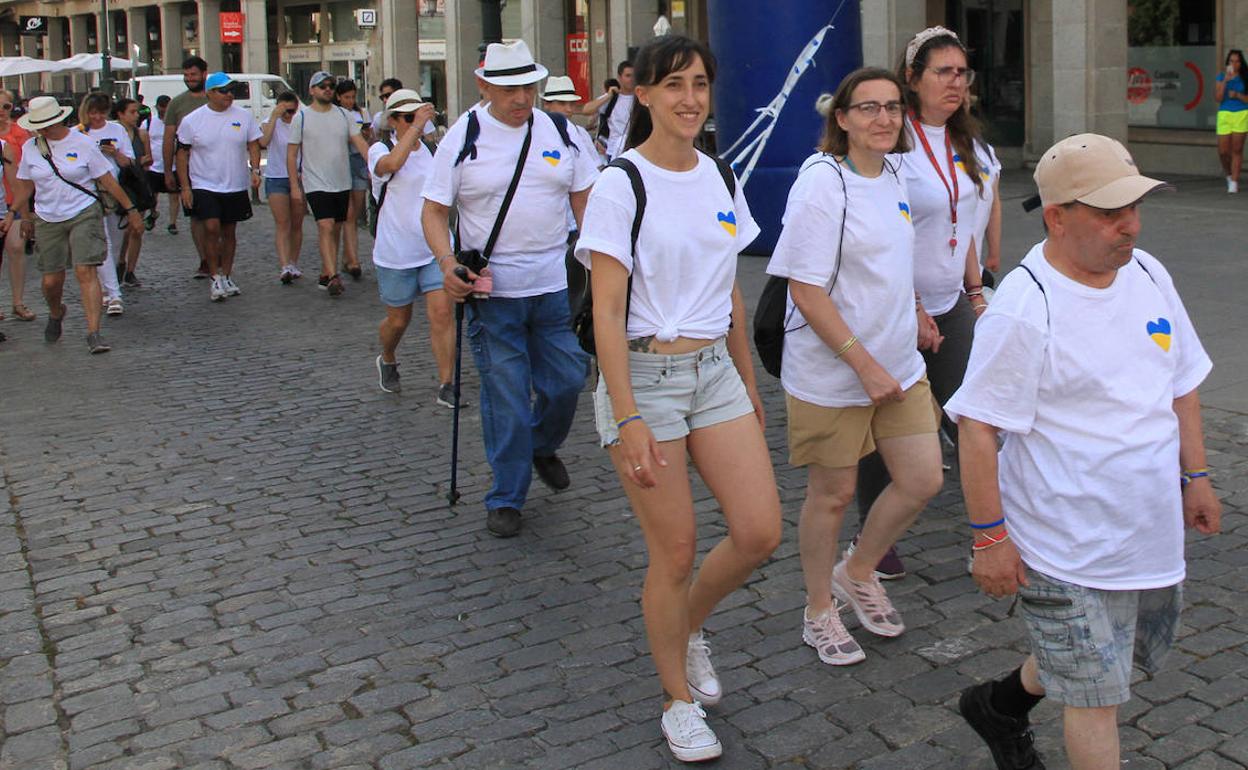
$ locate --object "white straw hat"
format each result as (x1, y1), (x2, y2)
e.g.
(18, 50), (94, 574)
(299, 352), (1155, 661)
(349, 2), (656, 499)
(475, 40), (549, 86)
(382, 88), (424, 124)
(541, 75), (580, 102)
(17, 95), (72, 130)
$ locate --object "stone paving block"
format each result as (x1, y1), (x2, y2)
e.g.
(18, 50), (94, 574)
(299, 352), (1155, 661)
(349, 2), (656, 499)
(377, 737), (471, 769)
(224, 735), (320, 769)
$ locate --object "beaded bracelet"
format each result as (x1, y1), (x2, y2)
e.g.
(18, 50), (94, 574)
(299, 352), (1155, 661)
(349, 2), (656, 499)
(972, 530), (1011, 552)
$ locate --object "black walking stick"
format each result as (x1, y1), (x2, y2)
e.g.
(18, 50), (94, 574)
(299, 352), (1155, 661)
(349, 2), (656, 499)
(447, 268), (470, 505)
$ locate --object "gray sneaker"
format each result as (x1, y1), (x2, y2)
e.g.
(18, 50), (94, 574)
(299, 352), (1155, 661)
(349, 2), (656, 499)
(437, 383), (470, 409)
(86, 332), (111, 354)
(376, 355), (400, 393)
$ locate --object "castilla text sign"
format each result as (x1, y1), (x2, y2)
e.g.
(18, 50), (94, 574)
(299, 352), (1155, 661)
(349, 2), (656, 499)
(220, 13), (244, 44)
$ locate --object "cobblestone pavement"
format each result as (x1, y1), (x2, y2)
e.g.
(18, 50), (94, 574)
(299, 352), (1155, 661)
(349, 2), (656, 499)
(1, 172), (1246, 770)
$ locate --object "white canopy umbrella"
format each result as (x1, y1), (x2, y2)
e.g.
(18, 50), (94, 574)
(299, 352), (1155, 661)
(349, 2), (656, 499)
(55, 53), (145, 73)
(0, 56), (62, 77)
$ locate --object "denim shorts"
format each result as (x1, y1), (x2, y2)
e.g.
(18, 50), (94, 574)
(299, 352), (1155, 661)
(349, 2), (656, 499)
(1018, 566), (1182, 708)
(375, 262), (443, 307)
(349, 153), (369, 190)
(264, 176), (291, 196)
(593, 337), (755, 447)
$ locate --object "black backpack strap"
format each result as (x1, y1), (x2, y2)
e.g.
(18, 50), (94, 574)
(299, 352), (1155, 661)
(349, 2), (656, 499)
(706, 152), (736, 198)
(480, 113), (534, 261)
(1017, 263), (1050, 325)
(375, 138), (395, 211)
(545, 111), (579, 152)
(454, 110), (480, 167)
(1133, 256), (1158, 286)
(37, 136), (104, 212)
(781, 156), (846, 335)
(607, 157), (646, 323)
(597, 91), (620, 141)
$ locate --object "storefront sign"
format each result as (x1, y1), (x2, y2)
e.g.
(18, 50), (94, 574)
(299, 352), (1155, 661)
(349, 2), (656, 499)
(355, 9), (377, 29)
(672, 1), (686, 19)
(19, 16), (48, 36)
(282, 46), (322, 64)
(220, 12), (244, 44)
(418, 39), (446, 61)
(566, 34), (589, 100)
(1126, 45), (1216, 130)
(325, 43), (368, 61)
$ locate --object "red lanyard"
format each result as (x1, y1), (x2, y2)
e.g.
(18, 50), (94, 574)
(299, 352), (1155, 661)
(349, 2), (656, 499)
(909, 113), (959, 249)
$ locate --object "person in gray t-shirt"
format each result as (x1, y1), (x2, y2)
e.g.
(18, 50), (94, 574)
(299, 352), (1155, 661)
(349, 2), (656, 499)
(287, 71), (370, 296)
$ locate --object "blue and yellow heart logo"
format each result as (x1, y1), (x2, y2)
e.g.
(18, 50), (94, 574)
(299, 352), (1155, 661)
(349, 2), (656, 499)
(542, 150), (561, 166)
(1146, 317), (1171, 351)
(898, 202), (911, 222)
(716, 211), (736, 236)
(953, 153), (967, 174)
(65, 152), (79, 161)
(230, 121), (242, 130)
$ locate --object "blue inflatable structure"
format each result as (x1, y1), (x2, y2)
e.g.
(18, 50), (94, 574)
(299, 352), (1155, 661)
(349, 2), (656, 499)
(708, 0), (863, 253)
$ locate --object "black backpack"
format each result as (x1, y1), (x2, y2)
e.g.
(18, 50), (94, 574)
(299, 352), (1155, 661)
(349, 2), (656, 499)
(454, 108), (577, 167)
(573, 151), (736, 355)
(595, 91), (620, 144)
(753, 156), (850, 378)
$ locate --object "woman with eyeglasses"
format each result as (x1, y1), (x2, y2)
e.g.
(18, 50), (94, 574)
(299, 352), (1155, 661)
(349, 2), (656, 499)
(334, 79), (369, 280)
(767, 68), (943, 668)
(78, 92), (134, 317)
(850, 27), (989, 580)
(260, 91), (305, 283)
(0, 91), (35, 322)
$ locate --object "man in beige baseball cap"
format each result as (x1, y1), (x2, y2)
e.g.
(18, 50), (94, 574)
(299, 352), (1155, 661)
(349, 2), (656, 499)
(946, 131), (1218, 769)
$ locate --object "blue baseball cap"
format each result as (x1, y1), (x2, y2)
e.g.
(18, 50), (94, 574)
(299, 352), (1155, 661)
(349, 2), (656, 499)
(205, 72), (234, 91)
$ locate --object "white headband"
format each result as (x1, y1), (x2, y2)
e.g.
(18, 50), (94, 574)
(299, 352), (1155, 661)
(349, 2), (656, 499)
(905, 26), (961, 69)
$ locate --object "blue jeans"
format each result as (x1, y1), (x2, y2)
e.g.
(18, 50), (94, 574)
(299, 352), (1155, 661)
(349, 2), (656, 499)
(467, 290), (588, 511)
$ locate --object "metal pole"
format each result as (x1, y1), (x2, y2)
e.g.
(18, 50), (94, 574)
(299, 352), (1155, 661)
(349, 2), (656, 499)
(480, 0), (502, 58)
(100, 0), (113, 90)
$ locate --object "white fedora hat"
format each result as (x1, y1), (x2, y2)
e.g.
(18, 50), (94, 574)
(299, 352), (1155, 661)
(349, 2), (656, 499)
(17, 95), (72, 130)
(382, 88), (424, 124)
(474, 40), (548, 86)
(541, 75), (581, 102)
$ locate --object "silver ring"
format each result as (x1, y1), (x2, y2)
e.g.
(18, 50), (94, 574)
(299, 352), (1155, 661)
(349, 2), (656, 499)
(633, 465), (643, 472)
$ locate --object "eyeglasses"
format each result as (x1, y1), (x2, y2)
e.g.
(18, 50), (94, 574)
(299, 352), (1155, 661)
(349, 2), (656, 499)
(846, 100), (904, 118)
(379, 91), (394, 101)
(928, 66), (976, 85)
(0, 104), (11, 111)
(399, 113), (416, 123)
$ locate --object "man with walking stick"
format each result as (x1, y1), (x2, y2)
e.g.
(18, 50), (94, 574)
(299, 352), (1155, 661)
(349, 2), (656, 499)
(422, 40), (598, 537)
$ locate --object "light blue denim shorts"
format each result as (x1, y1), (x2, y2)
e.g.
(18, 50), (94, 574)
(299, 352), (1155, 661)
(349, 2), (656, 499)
(375, 262), (443, 307)
(264, 176), (291, 196)
(593, 337), (754, 447)
(1018, 566), (1182, 708)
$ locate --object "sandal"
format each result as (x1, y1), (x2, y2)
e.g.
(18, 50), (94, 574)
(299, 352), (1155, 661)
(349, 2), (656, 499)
(12, 304), (35, 321)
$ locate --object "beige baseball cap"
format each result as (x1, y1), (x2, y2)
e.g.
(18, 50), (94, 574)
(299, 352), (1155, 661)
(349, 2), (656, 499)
(1033, 133), (1172, 209)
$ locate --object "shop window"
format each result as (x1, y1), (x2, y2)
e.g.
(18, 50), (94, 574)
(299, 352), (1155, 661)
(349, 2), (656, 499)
(329, 0), (371, 43)
(1127, 0), (1217, 130)
(284, 5), (322, 45)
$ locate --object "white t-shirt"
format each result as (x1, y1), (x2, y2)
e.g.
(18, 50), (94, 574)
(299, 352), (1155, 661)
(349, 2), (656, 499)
(766, 155), (925, 407)
(78, 121), (135, 175)
(944, 245), (1212, 590)
(898, 120), (982, 316)
(597, 92), (634, 160)
(148, 113), (166, 173)
(368, 139), (436, 270)
(423, 107), (599, 298)
(564, 120), (598, 232)
(17, 132), (113, 222)
(262, 113), (297, 179)
(574, 150), (758, 342)
(972, 139), (1001, 269)
(176, 104), (262, 193)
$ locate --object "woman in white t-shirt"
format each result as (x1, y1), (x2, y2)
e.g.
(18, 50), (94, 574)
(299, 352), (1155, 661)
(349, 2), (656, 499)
(113, 98), (152, 289)
(767, 69), (942, 668)
(852, 27), (990, 578)
(972, 133), (1002, 285)
(576, 36), (780, 764)
(334, 80), (369, 280)
(259, 92), (305, 282)
(78, 93), (135, 316)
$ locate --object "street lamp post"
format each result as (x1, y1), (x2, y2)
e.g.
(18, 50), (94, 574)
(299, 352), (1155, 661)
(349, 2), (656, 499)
(100, 0), (113, 90)
(480, 0), (502, 58)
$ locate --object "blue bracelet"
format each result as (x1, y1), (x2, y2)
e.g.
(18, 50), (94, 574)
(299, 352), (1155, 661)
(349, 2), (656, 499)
(969, 517), (1005, 530)
(1181, 470), (1209, 487)
(615, 413), (644, 430)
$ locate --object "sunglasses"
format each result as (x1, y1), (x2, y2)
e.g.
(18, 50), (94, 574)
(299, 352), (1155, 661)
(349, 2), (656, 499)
(380, 91), (394, 100)
(398, 113), (416, 123)
(0, 104), (11, 111)
(314, 81), (335, 90)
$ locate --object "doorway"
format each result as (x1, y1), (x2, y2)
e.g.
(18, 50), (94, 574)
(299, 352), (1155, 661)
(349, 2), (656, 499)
(947, 0), (1026, 146)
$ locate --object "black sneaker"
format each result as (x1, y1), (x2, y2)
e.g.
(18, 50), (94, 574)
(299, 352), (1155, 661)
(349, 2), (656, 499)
(123, 271), (141, 288)
(486, 507), (522, 538)
(533, 455), (570, 491)
(436, 383), (470, 409)
(346, 264), (363, 280)
(318, 275), (331, 291)
(376, 355), (400, 393)
(193, 262), (211, 280)
(958, 682), (1045, 770)
(44, 304), (66, 343)
(167, 223), (178, 235)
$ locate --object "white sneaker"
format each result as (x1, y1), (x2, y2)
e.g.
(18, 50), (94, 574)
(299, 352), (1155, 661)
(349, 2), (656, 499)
(223, 275), (241, 296)
(1231, 179), (1240, 194)
(210, 276), (226, 302)
(288, 264), (303, 278)
(105, 297), (124, 316)
(685, 631), (721, 706)
(802, 604), (865, 665)
(661, 700), (722, 763)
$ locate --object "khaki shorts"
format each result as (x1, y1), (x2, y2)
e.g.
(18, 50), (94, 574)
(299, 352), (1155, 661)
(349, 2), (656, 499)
(34, 205), (106, 274)
(786, 378), (938, 468)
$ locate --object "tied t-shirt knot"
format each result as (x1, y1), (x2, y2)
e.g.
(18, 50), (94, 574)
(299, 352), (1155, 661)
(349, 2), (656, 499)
(657, 323), (680, 344)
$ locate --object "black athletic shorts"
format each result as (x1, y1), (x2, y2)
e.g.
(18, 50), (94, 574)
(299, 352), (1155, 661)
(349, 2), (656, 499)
(187, 189), (253, 224)
(306, 190), (350, 223)
(148, 170), (171, 194)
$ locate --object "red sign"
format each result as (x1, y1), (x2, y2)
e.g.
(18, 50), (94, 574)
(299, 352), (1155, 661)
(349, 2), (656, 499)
(566, 33), (589, 101)
(1127, 67), (1151, 105)
(220, 12), (244, 44)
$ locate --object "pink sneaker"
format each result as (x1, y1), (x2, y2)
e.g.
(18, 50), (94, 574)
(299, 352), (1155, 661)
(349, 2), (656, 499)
(831, 560), (905, 637)
(802, 604), (865, 665)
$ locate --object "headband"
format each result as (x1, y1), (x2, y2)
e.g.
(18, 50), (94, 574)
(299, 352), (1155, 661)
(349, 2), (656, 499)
(905, 26), (961, 69)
